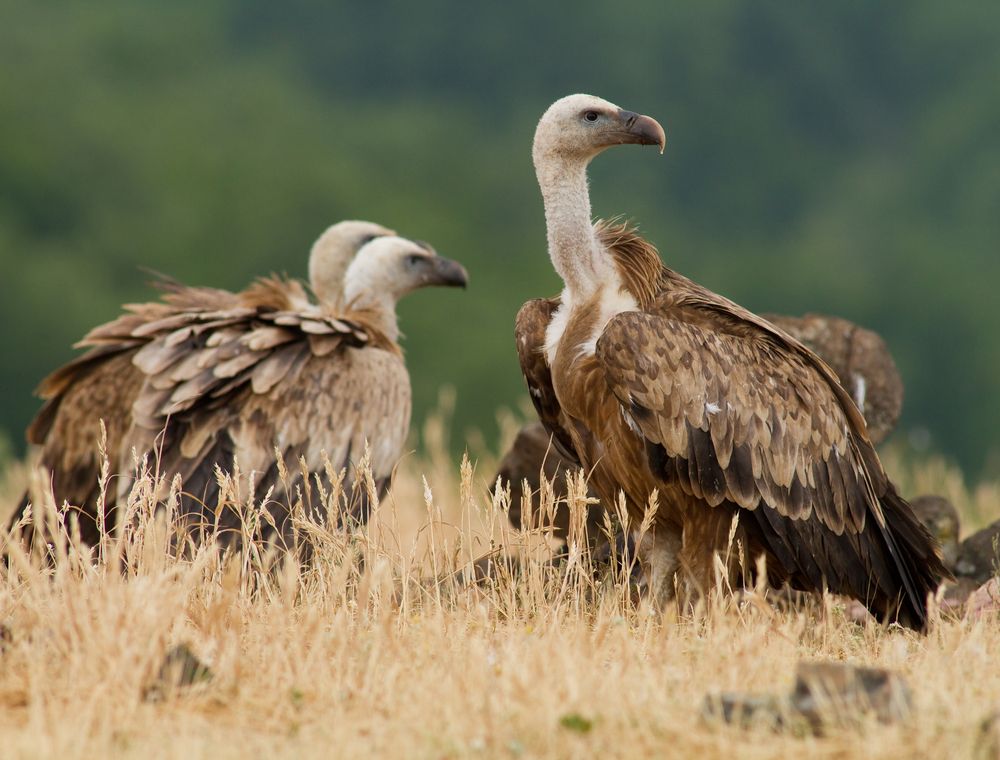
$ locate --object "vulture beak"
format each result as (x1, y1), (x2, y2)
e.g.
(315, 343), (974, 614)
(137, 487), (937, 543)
(428, 256), (469, 289)
(614, 110), (667, 154)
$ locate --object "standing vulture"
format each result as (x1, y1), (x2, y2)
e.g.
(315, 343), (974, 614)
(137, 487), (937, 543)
(7, 220), (396, 551)
(117, 234), (467, 551)
(518, 94), (949, 628)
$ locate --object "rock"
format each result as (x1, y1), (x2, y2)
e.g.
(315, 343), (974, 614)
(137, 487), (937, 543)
(702, 693), (788, 731)
(790, 662), (912, 731)
(144, 643), (213, 701)
(964, 578), (1000, 620)
(703, 661), (912, 736)
(844, 599), (876, 624)
(763, 313), (903, 444)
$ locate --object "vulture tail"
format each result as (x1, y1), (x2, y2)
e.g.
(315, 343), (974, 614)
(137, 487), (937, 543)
(873, 483), (952, 630)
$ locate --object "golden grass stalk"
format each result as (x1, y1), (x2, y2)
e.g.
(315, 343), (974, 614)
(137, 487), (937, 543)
(0, 411), (997, 758)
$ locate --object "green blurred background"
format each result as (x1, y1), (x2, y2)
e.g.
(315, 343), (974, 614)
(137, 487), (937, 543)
(1, 1), (997, 480)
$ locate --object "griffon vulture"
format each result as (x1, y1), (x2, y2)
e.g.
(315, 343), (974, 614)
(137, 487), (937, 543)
(6, 220), (396, 550)
(518, 93), (948, 628)
(118, 234), (467, 550)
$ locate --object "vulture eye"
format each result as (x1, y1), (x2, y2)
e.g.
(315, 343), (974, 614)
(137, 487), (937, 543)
(405, 254), (423, 267)
(583, 111), (599, 123)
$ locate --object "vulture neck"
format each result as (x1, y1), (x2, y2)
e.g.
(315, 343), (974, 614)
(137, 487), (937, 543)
(312, 280), (342, 311)
(536, 156), (619, 300)
(344, 292), (400, 344)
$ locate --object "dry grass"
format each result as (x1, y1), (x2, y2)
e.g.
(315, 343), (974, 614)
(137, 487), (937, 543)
(1, 409), (999, 759)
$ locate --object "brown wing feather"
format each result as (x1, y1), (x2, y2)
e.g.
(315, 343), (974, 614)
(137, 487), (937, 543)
(598, 308), (858, 527)
(121, 298), (405, 548)
(595, 273), (948, 627)
(518, 219), (945, 627)
(10, 273), (337, 551)
(514, 298), (579, 464)
(9, 289), (219, 547)
(763, 313), (903, 445)
(12, 348), (147, 548)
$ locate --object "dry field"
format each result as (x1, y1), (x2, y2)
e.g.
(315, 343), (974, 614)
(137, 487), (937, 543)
(1, 407), (999, 759)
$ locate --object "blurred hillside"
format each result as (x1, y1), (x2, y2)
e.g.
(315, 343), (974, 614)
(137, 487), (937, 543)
(1, 1), (997, 478)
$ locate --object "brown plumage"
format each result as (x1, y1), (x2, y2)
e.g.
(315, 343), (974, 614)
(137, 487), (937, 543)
(499, 284), (904, 546)
(8, 221), (400, 551)
(117, 235), (467, 550)
(762, 313), (903, 445)
(495, 421), (604, 543)
(953, 519), (1000, 590)
(520, 94), (949, 628)
(114, 279), (396, 543)
(17, 347), (147, 547)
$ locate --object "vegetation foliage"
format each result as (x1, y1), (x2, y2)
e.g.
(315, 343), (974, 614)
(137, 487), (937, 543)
(1, 410), (999, 757)
(1, 1), (998, 478)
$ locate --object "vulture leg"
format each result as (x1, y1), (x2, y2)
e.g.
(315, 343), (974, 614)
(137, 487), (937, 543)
(676, 503), (745, 601)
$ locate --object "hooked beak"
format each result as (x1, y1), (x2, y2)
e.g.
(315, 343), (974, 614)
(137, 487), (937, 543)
(612, 109), (666, 154)
(428, 256), (469, 289)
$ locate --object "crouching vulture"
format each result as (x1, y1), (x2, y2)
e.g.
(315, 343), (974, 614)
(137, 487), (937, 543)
(5, 221), (456, 553)
(517, 93), (949, 628)
(117, 233), (466, 550)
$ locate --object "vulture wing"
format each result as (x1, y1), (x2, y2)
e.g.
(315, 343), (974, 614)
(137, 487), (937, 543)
(514, 298), (579, 464)
(11, 347), (147, 547)
(762, 313), (904, 445)
(9, 274), (336, 551)
(121, 295), (407, 547)
(595, 281), (948, 627)
(9, 296), (186, 546)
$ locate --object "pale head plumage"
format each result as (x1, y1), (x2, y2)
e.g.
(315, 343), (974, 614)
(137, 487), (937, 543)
(343, 236), (468, 341)
(532, 93), (666, 166)
(532, 94), (666, 299)
(309, 220), (396, 306)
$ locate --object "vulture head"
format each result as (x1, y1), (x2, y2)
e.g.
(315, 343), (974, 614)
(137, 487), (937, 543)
(344, 236), (468, 317)
(532, 94), (665, 166)
(309, 220), (397, 306)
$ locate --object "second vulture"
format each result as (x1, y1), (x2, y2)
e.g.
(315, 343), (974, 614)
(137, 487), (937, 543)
(117, 233), (467, 550)
(9, 221), (466, 555)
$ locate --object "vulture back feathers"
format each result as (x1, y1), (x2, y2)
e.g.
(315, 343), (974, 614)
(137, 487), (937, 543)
(762, 313), (903, 445)
(7, 220), (398, 552)
(519, 94), (949, 629)
(119, 234), (468, 550)
(497, 306), (905, 548)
